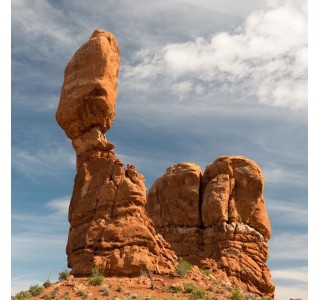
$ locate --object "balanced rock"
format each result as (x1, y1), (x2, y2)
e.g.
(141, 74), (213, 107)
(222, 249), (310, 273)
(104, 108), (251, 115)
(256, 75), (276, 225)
(147, 156), (274, 297)
(56, 30), (177, 276)
(56, 29), (120, 139)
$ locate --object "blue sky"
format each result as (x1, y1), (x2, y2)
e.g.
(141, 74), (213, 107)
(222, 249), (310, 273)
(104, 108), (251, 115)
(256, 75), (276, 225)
(10, 1), (308, 299)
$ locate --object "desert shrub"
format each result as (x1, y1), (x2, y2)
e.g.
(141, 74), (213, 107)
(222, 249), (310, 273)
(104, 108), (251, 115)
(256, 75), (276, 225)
(199, 268), (212, 276)
(244, 293), (260, 300)
(261, 297), (271, 300)
(207, 286), (214, 292)
(76, 290), (85, 296)
(43, 278), (52, 288)
(28, 284), (44, 296)
(183, 282), (196, 293)
(62, 291), (71, 300)
(130, 295), (144, 300)
(89, 267), (105, 286)
(231, 289), (243, 300)
(50, 286), (59, 298)
(116, 285), (123, 292)
(14, 291), (33, 300)
(190, 287), (206, 300)
(101, 285), (110, 296)
(164, 285), (183, 293)
(58, 269), (70, 280)
(176, 259), (192, 277)
(145, 295), (152, 300)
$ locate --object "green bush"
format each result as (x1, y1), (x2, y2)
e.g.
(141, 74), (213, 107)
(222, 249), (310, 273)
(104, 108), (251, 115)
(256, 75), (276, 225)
(58, 269), (70, 280)
(76, 290), (85, 296)
(14, 291), (33, 300)
(199, 268), (212, 276)
(190, 287), (206, 300)
(50, 286), (59, 298)
(183, 282), (196, 293)
(43, 278), (52, 288)
(28, 284), (44, 296)
(89, 267), (105, 286)
(176, 259), (192, 277)
(231, 288), (243, 300)
(164, 285), (183, 293)
(116, 285), (123, 292)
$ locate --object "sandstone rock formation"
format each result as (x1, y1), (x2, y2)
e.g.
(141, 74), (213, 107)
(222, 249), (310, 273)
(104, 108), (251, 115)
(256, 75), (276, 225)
(147, 157), (274, 297)
(56, 29), (120, 140)
(56, 29), (177, 276)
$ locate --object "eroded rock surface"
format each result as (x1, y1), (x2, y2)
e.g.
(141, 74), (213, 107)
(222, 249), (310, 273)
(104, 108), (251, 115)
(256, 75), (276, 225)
(56, 30), (120, 140)
(147, 156), (274, 297)
(56, 30), (177, 276)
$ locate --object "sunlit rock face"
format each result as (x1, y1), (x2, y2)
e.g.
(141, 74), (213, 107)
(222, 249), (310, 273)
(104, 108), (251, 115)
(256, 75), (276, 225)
(56, 29), (177, 277)
(147, 156), (274, 298)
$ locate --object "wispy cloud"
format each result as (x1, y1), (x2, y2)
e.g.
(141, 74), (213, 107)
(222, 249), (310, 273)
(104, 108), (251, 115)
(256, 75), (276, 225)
(12, 146), (75, 179)
(271, 266), (308, 300)
(275, 285), (307, 300)
(268, 233), (307, 261)
(272, 266), (307, 284)
(122, 0), (307, 109)
(267, 199), (307, 226)
(46, 196), (70, 218)
(263, 165), (307, 187)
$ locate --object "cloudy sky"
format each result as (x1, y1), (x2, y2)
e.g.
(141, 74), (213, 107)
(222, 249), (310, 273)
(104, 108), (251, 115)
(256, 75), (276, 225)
(11, 0), (308, 299)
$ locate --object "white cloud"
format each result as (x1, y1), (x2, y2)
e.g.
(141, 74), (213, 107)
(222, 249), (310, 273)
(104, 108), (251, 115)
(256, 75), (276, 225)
(122, 0), (307, 109)
(271, 266), (308, 300)
(12, 233), (66, 262)
(46, 196), (70, 218)
(275, 285), (307, 300)
(263, 165), (306, 187)
(12, 146), (75, 179)
(272, 266), (307, 284)
(267, 199), (307, 226)
(268, 233), (307, 261)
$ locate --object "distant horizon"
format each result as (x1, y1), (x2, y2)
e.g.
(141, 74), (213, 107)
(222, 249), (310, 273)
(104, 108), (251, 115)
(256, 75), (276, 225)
(10, 1), (308, 299)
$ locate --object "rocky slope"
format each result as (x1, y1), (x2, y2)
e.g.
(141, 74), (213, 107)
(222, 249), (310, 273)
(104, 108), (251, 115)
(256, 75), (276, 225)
(14, 266), (273, 300)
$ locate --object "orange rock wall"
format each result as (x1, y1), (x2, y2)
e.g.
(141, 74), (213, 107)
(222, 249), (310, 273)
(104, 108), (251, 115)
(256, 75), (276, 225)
(147, 157), (274, 297)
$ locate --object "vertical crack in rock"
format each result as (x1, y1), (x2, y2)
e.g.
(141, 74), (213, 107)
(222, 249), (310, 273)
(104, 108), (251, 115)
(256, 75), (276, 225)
(56, 29), (177, 277)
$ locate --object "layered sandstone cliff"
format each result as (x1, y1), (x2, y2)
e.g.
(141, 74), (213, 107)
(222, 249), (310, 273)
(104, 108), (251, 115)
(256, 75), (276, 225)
(147, 156), (274, 297)
(56, 29), (177, 276)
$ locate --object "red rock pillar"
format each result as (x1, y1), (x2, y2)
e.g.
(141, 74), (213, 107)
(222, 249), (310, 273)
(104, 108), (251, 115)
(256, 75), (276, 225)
(56, 30), (176, 276)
